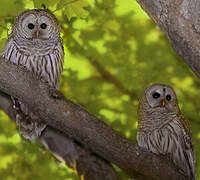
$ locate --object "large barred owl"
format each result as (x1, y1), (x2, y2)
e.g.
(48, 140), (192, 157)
(2, 9), (64, 140)
(137, 84), (196, 180)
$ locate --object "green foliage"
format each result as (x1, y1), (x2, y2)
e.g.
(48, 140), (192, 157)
(0, 0), (24, 16)
(0, 0), (199, 179)
(57, 0), (89, 20)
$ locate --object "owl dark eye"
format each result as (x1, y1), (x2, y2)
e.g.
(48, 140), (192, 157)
(40, 23), (47, 29)
(152, 92), (160, 99)
(27, 23), (35, 29)
(166, 94), (171, 101)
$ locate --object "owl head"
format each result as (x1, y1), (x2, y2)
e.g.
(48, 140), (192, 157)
(140, 84), (179, 113)
(12, 9), (60, 41)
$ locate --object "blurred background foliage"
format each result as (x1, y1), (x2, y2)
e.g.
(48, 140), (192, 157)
(0, 0), (199, 179)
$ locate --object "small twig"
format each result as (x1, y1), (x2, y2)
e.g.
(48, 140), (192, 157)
(0, 14), (16, 20)
(89, 58), (138, 101)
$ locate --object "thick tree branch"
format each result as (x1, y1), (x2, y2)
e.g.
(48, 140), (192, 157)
(0, 59), (187, 180)
(137, 0), (200, 78)
(39, 127), (121, 180)
(0, 92), (120, 180)
(0, 92), (15, 119)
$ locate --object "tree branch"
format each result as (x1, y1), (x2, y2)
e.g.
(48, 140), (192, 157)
(0, 92), (120, 180)
(39, 127), (121, 180)
(0, 59), (187, 180)
(137, 0), (200, 78)
(89, 58), (138, 101)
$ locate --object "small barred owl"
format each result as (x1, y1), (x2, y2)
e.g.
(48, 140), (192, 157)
(2, 9), (64, 140)
(137, 84), (196, 180)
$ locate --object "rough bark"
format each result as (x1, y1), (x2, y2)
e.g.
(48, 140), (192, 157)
(39, 127), (121, 180)
(0, 92), (120, 180)
(0, 59), (187, 180)
(137, 0), (200, 78)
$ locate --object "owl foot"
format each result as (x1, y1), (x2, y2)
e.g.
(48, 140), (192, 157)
(20, 116), (34, 130)
(35, 121), (47, 137)
(19, 121), (47, 140)
(19, 126), (37, 141)
(40, 76), (49, 84)
(49, 88), (63, 99)
(16, 114), (47, 140)
(16, 114), (23, 125)
(11, 96), (20, 111)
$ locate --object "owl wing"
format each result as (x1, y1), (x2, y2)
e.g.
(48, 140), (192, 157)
(155, 118), (196, 180)
(42, 39), (64, 89)
(180, 116), (196, 180)
(51, 39), (64, 89)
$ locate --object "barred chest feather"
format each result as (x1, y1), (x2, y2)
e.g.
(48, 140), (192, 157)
(1, 37), (64, 140)
(2, 38), (63, 89)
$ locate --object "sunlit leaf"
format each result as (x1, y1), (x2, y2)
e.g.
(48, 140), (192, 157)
(0, 0), (24, 16)
(57, 0), (89, 20)
(33, 0), (58, 8)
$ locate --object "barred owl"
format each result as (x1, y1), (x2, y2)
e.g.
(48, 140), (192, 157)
(137, 84), (196, 180)
(2, 9), (64, 140)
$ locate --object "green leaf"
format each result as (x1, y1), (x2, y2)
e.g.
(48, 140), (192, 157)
(0, 0), (24, 16)
(57, 0), (89, 20)
(33, 0), (58, 8)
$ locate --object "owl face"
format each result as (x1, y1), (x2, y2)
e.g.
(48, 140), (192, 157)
(13, 9), (59, 41)
(144, 84), (178, 112)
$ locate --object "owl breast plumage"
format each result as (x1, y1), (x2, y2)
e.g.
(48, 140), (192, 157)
(1, 9), (64, 140)
(3, 36), (63, 88)
(137, 84), (196, 180)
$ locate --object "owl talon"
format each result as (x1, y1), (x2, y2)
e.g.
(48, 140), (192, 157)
(13, 104), (20, 110)
(40, 76), (49, 84)
(49, 88), (63, 99)
(19, 126), (37, 141)
(18, 120), (46, 140)
(16, 114), (23, 125)
(35, 121), (47, 136)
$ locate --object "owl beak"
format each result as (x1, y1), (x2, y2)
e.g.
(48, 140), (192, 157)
(161, 99), (166, 106)
(35, 31), (39, 38)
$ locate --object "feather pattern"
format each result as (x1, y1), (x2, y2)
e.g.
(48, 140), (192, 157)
(137, 84), (196, 180)
(1, 9), (64, 140)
